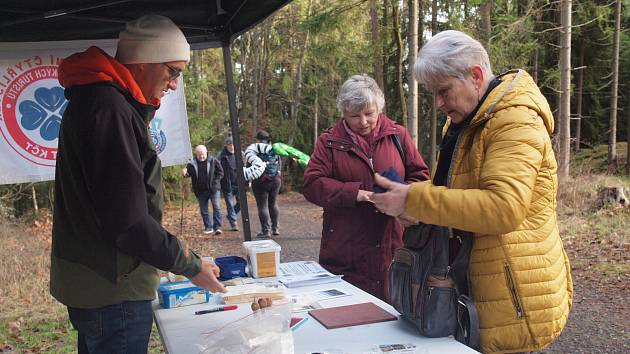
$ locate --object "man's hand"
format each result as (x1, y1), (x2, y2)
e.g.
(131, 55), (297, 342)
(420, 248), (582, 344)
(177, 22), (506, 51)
(181, 167), (188, 177)
(208, 261), (221, 277)
(190, 258), (226, 293)
(356, 189), (373, 202)
(370, 173), (410, 217)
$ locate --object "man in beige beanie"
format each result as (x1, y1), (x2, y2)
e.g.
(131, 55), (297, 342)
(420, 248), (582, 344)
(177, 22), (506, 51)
(52, 14), (225, 353)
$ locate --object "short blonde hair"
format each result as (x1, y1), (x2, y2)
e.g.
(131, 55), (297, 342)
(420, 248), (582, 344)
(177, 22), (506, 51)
(414, 30), (492, 90)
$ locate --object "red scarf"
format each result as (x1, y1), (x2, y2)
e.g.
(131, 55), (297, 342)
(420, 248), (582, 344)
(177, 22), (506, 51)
(58, 46), (159, 107)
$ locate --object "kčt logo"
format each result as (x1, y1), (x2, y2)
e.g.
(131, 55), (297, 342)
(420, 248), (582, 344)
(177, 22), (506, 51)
(150, 117), (167, 154)
(20, 87), (66, 141)
(0, 64), (65, 166)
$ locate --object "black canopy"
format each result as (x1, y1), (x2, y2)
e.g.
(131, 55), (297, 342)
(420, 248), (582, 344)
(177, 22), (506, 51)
(0, 0), (291, 49)
(0, 0), (293, 240)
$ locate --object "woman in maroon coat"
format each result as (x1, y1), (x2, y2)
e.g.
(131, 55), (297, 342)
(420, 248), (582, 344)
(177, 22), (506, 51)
(303, 74), (429, 300)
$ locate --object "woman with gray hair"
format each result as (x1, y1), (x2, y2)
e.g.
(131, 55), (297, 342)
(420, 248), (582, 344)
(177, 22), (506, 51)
(371, 30), (573, 353)
(303, 74), (429, 300)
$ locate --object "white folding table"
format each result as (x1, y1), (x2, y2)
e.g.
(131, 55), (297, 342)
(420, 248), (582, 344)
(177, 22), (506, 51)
(153, 271), (480, 354)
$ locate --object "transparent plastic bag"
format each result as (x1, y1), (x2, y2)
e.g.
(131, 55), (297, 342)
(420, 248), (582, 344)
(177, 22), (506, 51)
(197, 299), (294, 354)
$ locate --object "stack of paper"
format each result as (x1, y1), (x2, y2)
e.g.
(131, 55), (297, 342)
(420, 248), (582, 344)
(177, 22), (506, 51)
(277, 261), (343, 288)
(289, 288), (351, 312)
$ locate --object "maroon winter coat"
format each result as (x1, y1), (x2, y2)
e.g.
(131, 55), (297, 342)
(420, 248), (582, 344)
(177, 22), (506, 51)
(303, 114), (429, 300)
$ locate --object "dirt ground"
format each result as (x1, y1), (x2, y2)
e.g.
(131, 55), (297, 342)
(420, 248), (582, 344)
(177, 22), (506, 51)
(162, 193), (630, 354)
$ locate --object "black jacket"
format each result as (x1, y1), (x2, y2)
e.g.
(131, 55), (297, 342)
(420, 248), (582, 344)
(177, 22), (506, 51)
(51, 79), (200, 307)
(186, 157), (223, 196)
(218, 147), (237, 192)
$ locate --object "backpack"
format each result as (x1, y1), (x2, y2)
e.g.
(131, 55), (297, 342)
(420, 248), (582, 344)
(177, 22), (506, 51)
(258, 149), (279, 177)
(388, 223), (480, 350)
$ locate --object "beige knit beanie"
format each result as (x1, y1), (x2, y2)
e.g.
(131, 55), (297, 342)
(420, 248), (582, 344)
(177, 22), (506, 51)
(116, 14), (190, 64)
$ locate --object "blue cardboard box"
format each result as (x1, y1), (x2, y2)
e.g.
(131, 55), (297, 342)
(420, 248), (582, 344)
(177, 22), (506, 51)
(158, 281), (210, 309)
(215, 256), (247, 280)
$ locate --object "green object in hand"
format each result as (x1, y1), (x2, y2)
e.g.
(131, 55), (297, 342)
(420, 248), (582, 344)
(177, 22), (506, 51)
(272, 142), (310, 167)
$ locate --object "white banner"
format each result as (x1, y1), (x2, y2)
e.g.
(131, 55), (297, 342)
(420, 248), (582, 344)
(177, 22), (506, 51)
(0, 40), (192, 185)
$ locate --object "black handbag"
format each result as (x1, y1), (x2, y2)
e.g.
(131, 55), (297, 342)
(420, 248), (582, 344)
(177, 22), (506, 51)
(388, 223), (479, 350)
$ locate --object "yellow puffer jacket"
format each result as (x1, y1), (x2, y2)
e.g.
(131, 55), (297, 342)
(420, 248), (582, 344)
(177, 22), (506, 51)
(406, 70), (573, 354)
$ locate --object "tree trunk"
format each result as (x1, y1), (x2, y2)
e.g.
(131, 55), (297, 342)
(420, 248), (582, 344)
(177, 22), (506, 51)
(407, 0), (418, 143)
(191, 51), (202, 114)
(463, 0), (468, 20)
(417, 0), (424, 153)
(252, 35), (260, 134)
(31, 184), (38, 215)
(392, 0), (407, 125)
(382, 0), (389, 107)
(370, 0), (384, 89)
(314, 92), (319, 148)
(533, 47), (538, 83)
(479, 1), (492, 45)
(608, 0), (621, 173)
(627, 104), (630, 176)
(558, 0), (572, 180)
(575, 37), (585, 152)
(558, 0), (571, 180)
(289, 0), (312, 146)
(430, 0), (438, 172)
(627, 105), (630, 176)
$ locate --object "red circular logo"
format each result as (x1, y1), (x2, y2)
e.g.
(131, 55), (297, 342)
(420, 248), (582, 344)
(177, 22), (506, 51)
(0, 66), (64, 166)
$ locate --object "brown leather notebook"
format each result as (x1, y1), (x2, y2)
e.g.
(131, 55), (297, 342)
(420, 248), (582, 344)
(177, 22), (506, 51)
(308, 302), (397, 329)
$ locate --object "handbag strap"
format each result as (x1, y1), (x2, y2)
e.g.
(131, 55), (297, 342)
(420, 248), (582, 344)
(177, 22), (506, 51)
(456, 294), (480, 350)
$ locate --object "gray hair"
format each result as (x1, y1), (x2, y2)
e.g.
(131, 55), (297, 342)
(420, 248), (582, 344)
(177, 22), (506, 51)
(414, 30), (493, 90)
(194, 145), (207, 153)
(336, 74), (385, 114)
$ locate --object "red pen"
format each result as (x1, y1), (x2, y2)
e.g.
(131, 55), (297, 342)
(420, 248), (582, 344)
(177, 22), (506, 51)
(195, 305), (238, 315)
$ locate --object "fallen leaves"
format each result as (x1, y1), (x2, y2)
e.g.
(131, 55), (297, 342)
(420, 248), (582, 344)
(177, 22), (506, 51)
(7, 318), (22, 341)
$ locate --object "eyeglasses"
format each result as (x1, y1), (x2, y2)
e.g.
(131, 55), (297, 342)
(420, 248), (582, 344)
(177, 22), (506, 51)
(163, 63), (182, 81)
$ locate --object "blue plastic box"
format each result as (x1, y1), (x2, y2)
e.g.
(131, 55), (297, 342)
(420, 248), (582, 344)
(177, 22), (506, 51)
(158, 281), (210, 309)
(215, 256), (247, 280)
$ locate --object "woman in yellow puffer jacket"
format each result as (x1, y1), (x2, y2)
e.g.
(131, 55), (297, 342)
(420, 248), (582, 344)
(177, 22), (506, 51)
(371, 30), (573, 354)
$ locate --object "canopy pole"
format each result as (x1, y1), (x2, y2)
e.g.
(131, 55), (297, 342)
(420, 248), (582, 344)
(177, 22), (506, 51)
(222, 41), (252, 241)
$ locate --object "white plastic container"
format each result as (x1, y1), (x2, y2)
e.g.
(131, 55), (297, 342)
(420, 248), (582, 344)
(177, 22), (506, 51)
(243, 239), (281, 278)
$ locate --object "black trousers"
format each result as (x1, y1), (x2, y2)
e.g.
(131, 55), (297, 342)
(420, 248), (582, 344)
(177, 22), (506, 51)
(251, 175), (281, 234)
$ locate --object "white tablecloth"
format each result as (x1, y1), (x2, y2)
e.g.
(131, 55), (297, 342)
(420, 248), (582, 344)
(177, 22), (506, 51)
(153, 275), (480, 354)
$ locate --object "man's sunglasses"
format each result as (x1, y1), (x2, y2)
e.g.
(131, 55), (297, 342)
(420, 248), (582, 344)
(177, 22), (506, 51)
(163, 63), (182, 81)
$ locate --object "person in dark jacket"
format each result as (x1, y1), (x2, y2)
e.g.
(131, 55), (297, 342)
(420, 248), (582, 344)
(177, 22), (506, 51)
(51, 14), (225, 354)
(303, 74), (430, 300)
(183, 145), (224, 234)
(217, 137), (240, 231)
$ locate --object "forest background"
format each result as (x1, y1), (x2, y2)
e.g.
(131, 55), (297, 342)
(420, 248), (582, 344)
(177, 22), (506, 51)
(2, 0), (630, 211)
(0, 0), (629, 353)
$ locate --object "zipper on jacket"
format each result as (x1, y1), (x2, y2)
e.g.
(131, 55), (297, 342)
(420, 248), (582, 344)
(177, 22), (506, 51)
(504, 263), (524, 319)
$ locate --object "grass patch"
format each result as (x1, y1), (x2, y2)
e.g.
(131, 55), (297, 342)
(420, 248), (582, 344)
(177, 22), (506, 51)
(0, 317), (75, 353)
(572, 142), (628, 175)
(593, 261), (630, 279)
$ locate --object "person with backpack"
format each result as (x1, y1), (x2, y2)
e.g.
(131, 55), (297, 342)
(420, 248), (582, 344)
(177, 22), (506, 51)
(183, 145), (224, 235)
(246, 130), (282, 238)
(303, 74), (430, 300)
(371, 31), (573, 353)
